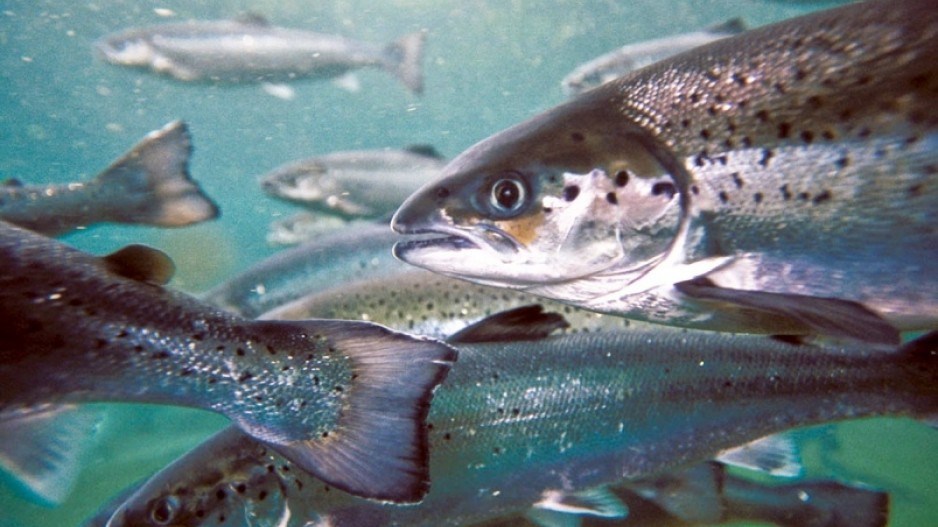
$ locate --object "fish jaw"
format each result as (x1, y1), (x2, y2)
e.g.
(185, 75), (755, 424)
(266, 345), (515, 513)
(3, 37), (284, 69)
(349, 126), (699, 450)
(392, 89), (686, 295)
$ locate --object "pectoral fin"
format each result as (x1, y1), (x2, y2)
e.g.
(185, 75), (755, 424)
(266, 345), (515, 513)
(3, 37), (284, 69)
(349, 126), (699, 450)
(532, 486), (629, 518)
(674, 277), (900, 346)
(447, 305), (569, 344)
(716, 433), (802, 477)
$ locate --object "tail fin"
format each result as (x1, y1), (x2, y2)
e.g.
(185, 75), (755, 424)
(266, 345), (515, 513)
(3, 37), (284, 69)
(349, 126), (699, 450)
(96, 120), (219, 227)
(383, 31), (426, 95)
(258, 320), (456, 503)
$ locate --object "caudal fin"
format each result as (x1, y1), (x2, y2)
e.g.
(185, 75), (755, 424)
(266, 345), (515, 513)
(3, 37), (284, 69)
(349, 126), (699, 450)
(383, 31), (426, 95)
(257, 319), (456, 503)
(96, 120), (219, 228)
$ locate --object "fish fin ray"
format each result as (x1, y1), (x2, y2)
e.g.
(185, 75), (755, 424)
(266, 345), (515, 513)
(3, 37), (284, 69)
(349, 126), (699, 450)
(447, 304), (569, 344)
(533, 486), (629, 518)
(0, 404), (104, 505)
(716, 433), (803, 477)
(102, 244), (176, 285)
(96, 120), (219, 227)
(675, 277), (900, 346)
(524, 508), (584, 527)
(258, 320), (456, 503)
(630, 461), (724, 522)
(383, 30), (426, 94)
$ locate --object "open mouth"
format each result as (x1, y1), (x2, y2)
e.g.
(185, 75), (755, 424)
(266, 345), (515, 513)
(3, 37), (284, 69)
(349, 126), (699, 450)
(392, 224), (521, 262)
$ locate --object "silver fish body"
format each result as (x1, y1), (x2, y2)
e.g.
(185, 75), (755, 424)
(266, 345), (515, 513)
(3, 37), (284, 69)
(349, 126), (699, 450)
(261, 146), (447, 219)
(0, 220), (455, 503)
(97, 325), (935, 527)
(203, 222), (409, 318)
(392, 0), (938, 344)
(561, 18), (746, 97)
(95, 17), (426, 93)
(0, 121), (218, 236)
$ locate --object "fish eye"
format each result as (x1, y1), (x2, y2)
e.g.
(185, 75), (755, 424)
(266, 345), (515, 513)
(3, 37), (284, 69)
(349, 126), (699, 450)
(487, 174), (528, 217)
(148, 496), (180, 525)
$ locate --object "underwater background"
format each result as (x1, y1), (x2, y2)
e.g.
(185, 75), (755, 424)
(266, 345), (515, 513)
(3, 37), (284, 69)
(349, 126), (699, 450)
(0, 0), (935, 525)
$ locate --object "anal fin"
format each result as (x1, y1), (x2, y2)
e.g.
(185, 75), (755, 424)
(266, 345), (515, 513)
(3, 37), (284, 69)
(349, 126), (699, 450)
(675, 277), (900, 346)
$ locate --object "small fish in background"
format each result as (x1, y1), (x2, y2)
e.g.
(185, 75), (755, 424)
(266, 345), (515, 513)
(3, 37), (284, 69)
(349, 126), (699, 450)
(88, 308), (934, 527)
(0, 220), (456, 503)
(265, 212), (369, 246)
(95, 14), (427, 95)
(202, 222), (409, 318)
(561, 18), (747, 97)
(260, 145), (447, 220)
(392, 0), (938, 345)
(0, 121), (218, 236)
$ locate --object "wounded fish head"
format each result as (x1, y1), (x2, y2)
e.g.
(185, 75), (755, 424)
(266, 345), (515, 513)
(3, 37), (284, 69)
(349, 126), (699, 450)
(392, 93), (686, 295)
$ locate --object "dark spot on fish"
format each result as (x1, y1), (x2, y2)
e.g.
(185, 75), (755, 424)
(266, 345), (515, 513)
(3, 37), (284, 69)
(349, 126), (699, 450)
(266, 345), (276, 355)
(497, 407), (504, 414)
(542, 206), (553, 213)
(753, 192), (763, 203)
(236, 347), (245, 356)
(689, 92), (701, 103)
(94, 338), (107, 349)
(795, 68), (807, 81)
(322, 431), (329, 438)
(117, 330), (129, 339)
(254, 395), (263, 402)
(208, 377), (217, 384)
(218, 514), (225, 523)
(908, 183), (924, 197)
(731, 173), (744, 188)
(723, 380), (733, 388)
(151, 351), (170, 360)
(836, 156), (850, 169)
(812, 190), (832, 204)
(759, 148), (774, 167)
(195, 510), (205, 518)
(180, 368), (194, 377)
(909, 74), (928, 89)
(800, 130), (814, 144)
(134, 345), (144, 353)
(727, 121), (737, 134)
(700, 128), (711, 139)
(605, 192), (618, 205)
(614, 170), (630, 187)
(741, 136), (752, 148)
(857, 127), (871, 139)
(571, 132), (585, 142)
(707, 106), (718, 117)
(718, 191), (729, 204)
(780, 185), (793, 200)
(238, 371), (254, 383)
(493, 447), (502, 455)
(778, 122), (791, 139)
(443, 433), (452, 441)
(856, 74), (871, 86)
(924, 164), (937, 175)
(492, 372), (500, 381)
(651, 182), (676, 199)
(755, 110), (769, 123)
(681, 119), (690, 129)
(806, 95), (823, 109)
(511, 408), (520, 416)
(427, 423), (434, 430)
(192, 332), (204, 341)
(436, 187), (449, 199)
(216, 489), (226, 501)
(334, 385), (344, 393)
(216, 345), (225, 352)
(731, 72), (747, 86)
(67, 297), (82, 307)
(839, 109), (853, 122)
(563, 185), (580, 201)
(723, 138), (735, 149)
(236, 484), (246, 494)
(822, 129), (836, 141)
(295, 478), (304, 491)
(797, 192), (810, 201)
(691, 185), (699, 195)
(664, 367), (671, 374)
(773, 82), (786, 94)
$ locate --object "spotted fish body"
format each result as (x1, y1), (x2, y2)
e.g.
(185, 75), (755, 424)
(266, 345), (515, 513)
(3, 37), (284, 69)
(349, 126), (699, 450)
(95, 324), (935, 527)
(392, 0), (938, 343)
(0, 220), (455, 503)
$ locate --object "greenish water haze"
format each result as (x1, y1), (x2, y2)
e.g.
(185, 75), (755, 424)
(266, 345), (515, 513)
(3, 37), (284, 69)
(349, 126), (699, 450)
(1, 0), (934, 525)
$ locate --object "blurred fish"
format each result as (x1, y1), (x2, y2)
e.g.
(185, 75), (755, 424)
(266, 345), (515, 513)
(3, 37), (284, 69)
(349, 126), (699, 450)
(203, 222), (409, 318)
(0, 121), (218, 236)
(561, 19), (746, 96)
(260, 145), (446, 219)
(94, 309), (935, 527)
(0, 220), (456, 503)
(95, 15), (426, 94)
(260, 267), (633, 338)
(265, 212), (360, 246)
(392, 0), (938, 346)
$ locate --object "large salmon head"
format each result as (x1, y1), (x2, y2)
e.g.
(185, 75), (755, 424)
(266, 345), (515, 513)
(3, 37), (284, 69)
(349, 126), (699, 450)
(392, 93), (686, 295)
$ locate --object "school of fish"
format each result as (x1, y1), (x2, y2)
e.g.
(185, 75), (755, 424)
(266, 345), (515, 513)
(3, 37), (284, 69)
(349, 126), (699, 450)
(2, 1), (936, 526)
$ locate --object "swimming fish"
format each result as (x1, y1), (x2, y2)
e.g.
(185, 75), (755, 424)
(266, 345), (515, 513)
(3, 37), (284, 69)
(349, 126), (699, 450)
(0, 121), (218, 236)
(203, 222), (410, 318)
(95, 15), (426, 94)
(261, 146), (446, 219)
(260, 267), (633, 338)
(560, 18), (746, 97)
(95, 310), (936, 527)
(265, 213), (365, 247)
(0, 220), (456, 503)
(392, 0), (938, 345)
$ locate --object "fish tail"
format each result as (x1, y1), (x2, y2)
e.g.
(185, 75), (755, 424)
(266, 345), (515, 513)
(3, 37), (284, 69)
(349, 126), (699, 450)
(383, 30), (426, 95)
(95, 120), (219, 227)
(255, 319), (456, 503)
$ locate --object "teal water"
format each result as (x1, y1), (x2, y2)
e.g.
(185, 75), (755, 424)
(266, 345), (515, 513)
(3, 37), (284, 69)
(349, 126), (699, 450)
(1, 0), (935, 525)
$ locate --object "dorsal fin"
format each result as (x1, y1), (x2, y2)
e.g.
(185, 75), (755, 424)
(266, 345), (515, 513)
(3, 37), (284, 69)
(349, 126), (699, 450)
(404, 144), (445, 159)
(234, 12), (269, 26)
(447, 305), (569, 344)
(1, 178), (24, 187)
(103, 244), (175, 285)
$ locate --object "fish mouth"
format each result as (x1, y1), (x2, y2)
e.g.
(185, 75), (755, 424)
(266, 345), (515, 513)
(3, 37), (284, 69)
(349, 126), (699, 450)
(392, 224), (521, 263)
